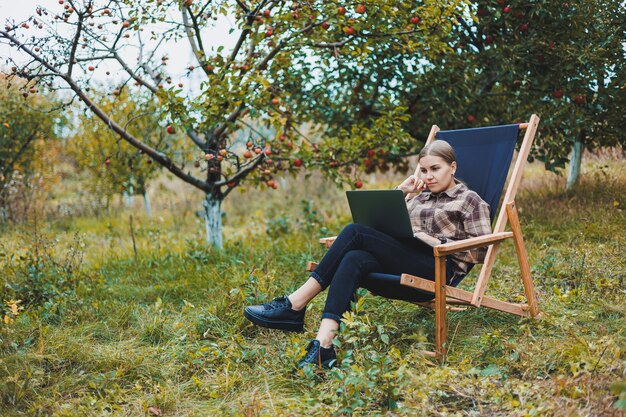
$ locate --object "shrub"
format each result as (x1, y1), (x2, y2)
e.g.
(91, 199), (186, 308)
(0, 230), (87, 323)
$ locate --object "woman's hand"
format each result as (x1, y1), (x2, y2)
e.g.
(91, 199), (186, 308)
(396, 175), (428, 194)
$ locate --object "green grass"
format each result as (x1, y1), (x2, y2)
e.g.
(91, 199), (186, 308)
(1, 159), (625, 416)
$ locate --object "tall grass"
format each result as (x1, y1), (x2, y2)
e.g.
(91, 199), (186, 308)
(0, 156), (624, 416)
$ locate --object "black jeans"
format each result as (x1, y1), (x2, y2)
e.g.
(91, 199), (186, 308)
(310, 224), (464, 323)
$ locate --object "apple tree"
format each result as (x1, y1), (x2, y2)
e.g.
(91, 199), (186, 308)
(0, 76), (62, 222)
(398, 0), (626, 186)
(68, 88), (174, 216)
(1, 0), (462, 247)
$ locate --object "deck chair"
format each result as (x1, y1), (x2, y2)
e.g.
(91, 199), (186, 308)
(307, 114), (541, 359)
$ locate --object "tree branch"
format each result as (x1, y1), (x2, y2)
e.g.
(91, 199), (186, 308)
(215, 154), (265, 186)
(66, 8), (85, 77)
(182, 6), (204, 67)
(234, 0), (250, 14)
(213, 102), (246, 140)
(186, 129), (206, 149)
(113, 51), (157, 93)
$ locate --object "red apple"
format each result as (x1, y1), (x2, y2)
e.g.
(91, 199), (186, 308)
(271, 97), (280, 105)
(574, 95), (585, 105)
(355, 180), (363, 189)
(166, 125), (175, 134)
(355, 4), (366, 14)
(104, 158), (111, 166)
(410, 16), (420, 24)
(467, 114), (476, 123)
(344, 26), (355, 35)
(294, 159), (303, 167)
(264, 148), (272, 155)
(263, 9), (271, 17)
(321, 21), (330, 30)
(243, 150), (252, 158)
(552, 89), (564, 99)
(246, 141), (253, 148)
(122, 21), (130, 28)
(367, 149), (375, 157)
(519, 23), (529, 32)
(337, 6), (347, 15)
(503, 6), (511, 13)
(88, 65), (95, 71)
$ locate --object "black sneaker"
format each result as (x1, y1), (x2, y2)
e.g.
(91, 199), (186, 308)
(297, 339), (337, 369)
(244, 296), (305, 332)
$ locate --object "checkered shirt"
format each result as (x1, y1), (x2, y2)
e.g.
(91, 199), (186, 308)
(406, 182), (492, 275)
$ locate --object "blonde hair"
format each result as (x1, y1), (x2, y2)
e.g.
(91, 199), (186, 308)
(418, 140), (456, 165)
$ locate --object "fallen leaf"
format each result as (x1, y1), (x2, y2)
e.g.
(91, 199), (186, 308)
(148, 406), (162, 416)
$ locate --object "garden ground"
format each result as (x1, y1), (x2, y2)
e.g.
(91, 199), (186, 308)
(1, 153), (625, 416)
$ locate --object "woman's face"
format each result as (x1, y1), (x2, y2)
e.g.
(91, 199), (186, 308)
(418, 155), (457, 193)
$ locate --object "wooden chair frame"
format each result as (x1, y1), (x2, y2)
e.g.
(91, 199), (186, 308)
(308, 114), (541, 359)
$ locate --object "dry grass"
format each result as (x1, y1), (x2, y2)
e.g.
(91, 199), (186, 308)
(1, 153), (624, 416)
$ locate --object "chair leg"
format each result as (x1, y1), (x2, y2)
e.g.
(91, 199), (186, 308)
(506, 202), (540, 317)
(434, 255), (447, 358)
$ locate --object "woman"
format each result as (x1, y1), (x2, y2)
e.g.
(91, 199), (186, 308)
(244, 140), (492, 369)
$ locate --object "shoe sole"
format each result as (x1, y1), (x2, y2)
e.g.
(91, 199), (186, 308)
(244, 308), (304, 332)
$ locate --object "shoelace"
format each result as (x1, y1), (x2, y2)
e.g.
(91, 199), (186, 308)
(264, 296), (288, 310)
(301, 341), (319, 365)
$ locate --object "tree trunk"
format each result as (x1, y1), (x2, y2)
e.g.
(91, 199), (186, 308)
(203, 192), (223, 248)
(566, 130), (585, 191)
(143, 191), (152, 218)
(123, 191), (132, 208)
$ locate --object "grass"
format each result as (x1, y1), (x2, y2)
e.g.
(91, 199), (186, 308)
(1, 156), (625, 416)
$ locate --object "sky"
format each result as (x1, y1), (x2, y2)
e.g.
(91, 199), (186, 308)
(1, 0), (237, 91)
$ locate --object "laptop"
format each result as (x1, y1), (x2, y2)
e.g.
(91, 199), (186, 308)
(346, 189), (415, 239)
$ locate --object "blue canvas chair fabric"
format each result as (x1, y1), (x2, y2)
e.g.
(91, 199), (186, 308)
(437, 124), (520, 223)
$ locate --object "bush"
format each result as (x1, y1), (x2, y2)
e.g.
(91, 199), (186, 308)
(0, 230), (87, 323)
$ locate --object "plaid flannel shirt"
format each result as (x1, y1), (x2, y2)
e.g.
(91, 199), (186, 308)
(405, 182), (492, 275)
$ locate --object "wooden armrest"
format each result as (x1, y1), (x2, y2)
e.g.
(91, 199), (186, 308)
(319, 236), (337, 248)
(433, 232), (513, 257)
